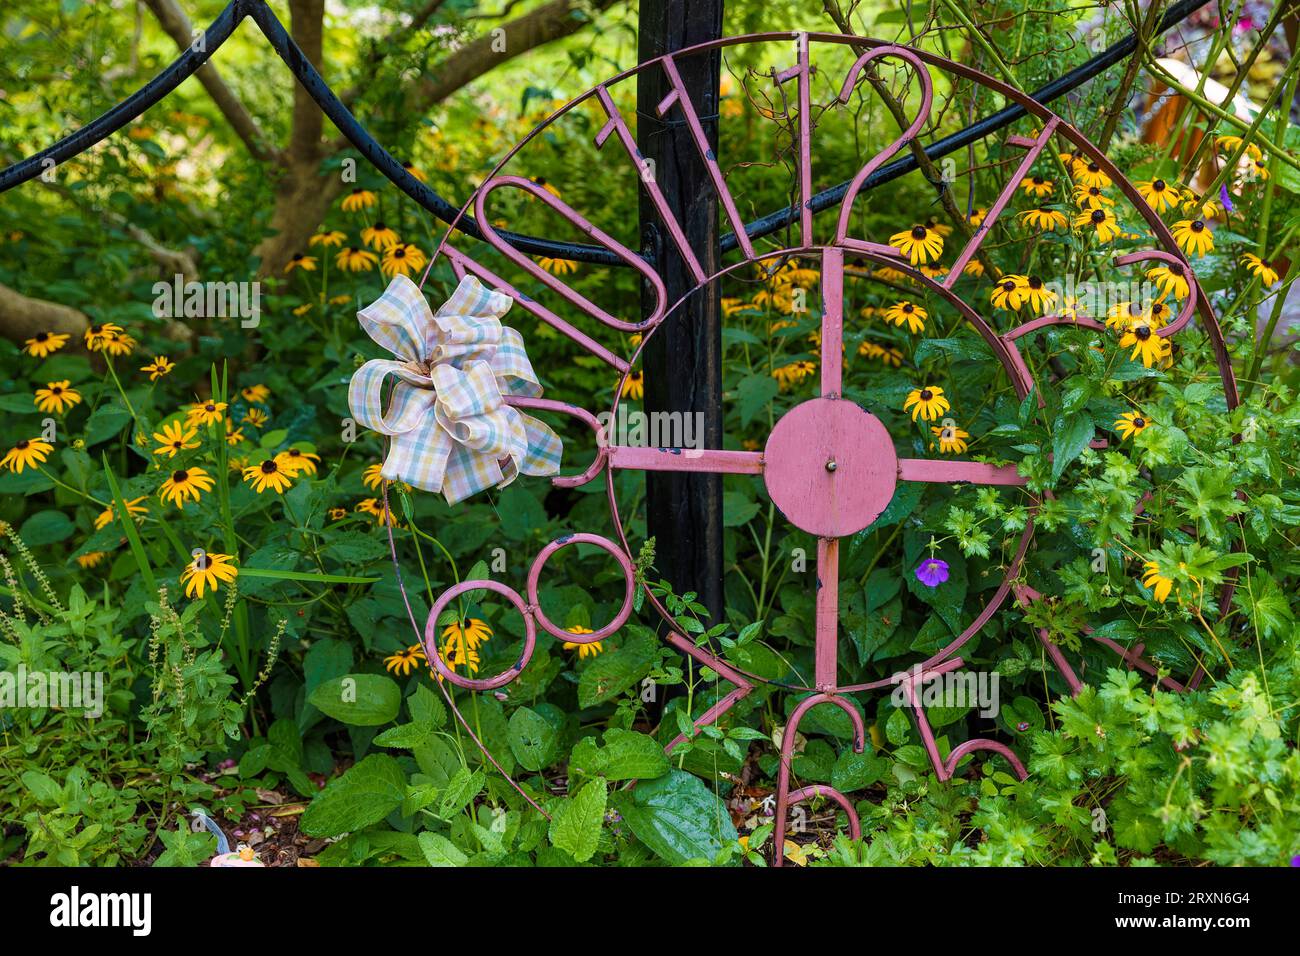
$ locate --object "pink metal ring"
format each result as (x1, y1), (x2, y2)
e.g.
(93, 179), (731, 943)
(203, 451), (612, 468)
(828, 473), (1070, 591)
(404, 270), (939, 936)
(425, 580), (536, 690)
(526, 533), (635, 643)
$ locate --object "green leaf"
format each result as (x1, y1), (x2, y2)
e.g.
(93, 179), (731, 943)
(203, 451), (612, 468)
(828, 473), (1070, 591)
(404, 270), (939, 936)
(569, 728), (670, 781)
(102, 457), (156, 596)
(83, 403), (131, 446)
(736, 374), (779, 425)
(18, 510), (74, 546)
(300, 754), (406, 837)
(418, 832), (468, 867)
(374, 722), (433, 749)
(308, 674), (402, 726)
(577, 629), (657, 707)
(549, 778), (607, 863)
(1051, 412), (1094, 482)
(507, 706), (560, 772)
(618, 769), (737, 865)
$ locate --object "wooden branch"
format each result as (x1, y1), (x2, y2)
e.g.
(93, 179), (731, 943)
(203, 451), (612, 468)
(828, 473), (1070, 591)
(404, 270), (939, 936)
(0, 282), (89, 345)
(405, 0), (622, 114)
(141, 0), (281, 164)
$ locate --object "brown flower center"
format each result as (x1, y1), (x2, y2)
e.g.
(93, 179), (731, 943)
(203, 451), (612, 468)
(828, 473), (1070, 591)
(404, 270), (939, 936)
(173, 470), (189, 482)
(1135, 326), (1152, 340)
(1153, 179), (1166, 190)
(910, 226), (927, 240)
(16, 440), (29, 450)
(919, 389), (933, 401)
(1133, 418), (1145, 428)
(1002, 280), (1016, 292)
(1191, 220), (1205, 232)
(902, 304), (914, 313)
(1091, 209), (1106, 224)
(261, 460), (278, 474)
(1028, 276), (1043, 290)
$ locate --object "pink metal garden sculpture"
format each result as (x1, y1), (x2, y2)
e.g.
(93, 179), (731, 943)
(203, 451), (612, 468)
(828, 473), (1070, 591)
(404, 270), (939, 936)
(370, 34), (1240, 865)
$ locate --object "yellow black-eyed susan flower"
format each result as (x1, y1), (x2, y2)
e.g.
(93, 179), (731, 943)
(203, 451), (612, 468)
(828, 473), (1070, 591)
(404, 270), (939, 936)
(1074, 207), (1121, 243)
(1074, 162), (1111, 189)
(1171, 219), (1213, 257)
(1146, 263), (1190, 299)
(141, 356), (175, 381)
(34, 381), (81, 414)
(1019, 207), (1068, 231)
(153, 420), (200, 458)
(356, 497), (397, 526)
(772, 360), (815, 390)
(159, 467), (215, 509)
(335, 246), (378, 271)
(381, 243), (428, 279)
(930, 423), (970, 454)
(402, 161), (428, 183)
(1073, 184), (1115, 211)
(1141, 560), (1174, 603)
(964, 207), (987, 227)
(1019, 175), (1054, 198)
(904, 385), (950, 422)
(241, 383), (270, 403)
(621, 370), (644, 401)
(538, 257), (578, 276)
(989, 274), (1028, 311)
(341, 188), (377, 212)
(361, 222), (400, 251)
(225, 427), (246, 446)
(94, 495), (147, 530)
(241, 408), (269, 428)
(1114, 411), (1151, 441)
(84, 323), (125, 351)
(275, 447), (320, 476)
(1020, 276), (1057, 315)
(362, 463), (385, 490)
(186, 400), (227, 427)
(180, 551), (239, 599)
(76, 551), (108, 569)
(308, 230), (347, 248)
(888, 224), (944, 265)
(284, 253), (317, 274)
(562, 624), (604, 659)
(1241, 253), (1279, 287)
(1135, 179), (1183, 212)
(921, 216), (953, 238)
(243, 458), (294, 494)
(24, 331), (70, 358)
(1119, 320), (1171, 368)
(385, 644), (425, 676)
(1, 437), (54, 473)
(885, 300), (927, 334)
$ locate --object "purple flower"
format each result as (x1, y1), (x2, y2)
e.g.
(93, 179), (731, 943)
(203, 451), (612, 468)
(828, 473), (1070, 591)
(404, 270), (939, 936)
(1291, 854), (1300, 867)
(915, 558), (950, 588)
(1220, 183), (1235, 213)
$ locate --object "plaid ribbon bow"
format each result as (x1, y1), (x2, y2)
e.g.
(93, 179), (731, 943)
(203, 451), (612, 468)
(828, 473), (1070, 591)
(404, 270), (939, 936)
(348, 274), (562, 505)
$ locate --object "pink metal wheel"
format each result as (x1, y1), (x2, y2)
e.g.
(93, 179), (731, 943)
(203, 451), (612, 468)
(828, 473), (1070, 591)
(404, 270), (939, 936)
(381, 33), (1240, 864)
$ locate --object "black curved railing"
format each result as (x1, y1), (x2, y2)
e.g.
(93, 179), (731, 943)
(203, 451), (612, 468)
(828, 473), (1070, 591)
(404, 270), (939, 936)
(0, 0), (1214, 264)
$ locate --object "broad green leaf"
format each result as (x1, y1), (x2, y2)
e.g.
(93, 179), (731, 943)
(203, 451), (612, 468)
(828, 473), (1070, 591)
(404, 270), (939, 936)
(568, 728), (670, 781)
(418, 832), (468, 867)
(308, 674), (401, 726)
(549, 778), (607, 863)
(299, 754), (406, 837)
(618, 769), (737, 865)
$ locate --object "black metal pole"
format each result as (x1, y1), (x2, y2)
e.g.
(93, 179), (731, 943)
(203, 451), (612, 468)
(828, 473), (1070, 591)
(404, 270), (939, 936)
(637, 0), (725, 627)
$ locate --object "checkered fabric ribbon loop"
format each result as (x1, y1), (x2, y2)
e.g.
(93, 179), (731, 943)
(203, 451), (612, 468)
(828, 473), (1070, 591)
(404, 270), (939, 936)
(348, 274), (563, 504)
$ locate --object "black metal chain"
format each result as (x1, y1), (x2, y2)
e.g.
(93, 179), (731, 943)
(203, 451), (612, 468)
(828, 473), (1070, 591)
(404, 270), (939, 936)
(0, 0), (1215, 265)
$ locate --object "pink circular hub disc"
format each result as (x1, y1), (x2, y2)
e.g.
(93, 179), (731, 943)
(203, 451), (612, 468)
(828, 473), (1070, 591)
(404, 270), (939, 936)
(763, 397), (898, 537)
